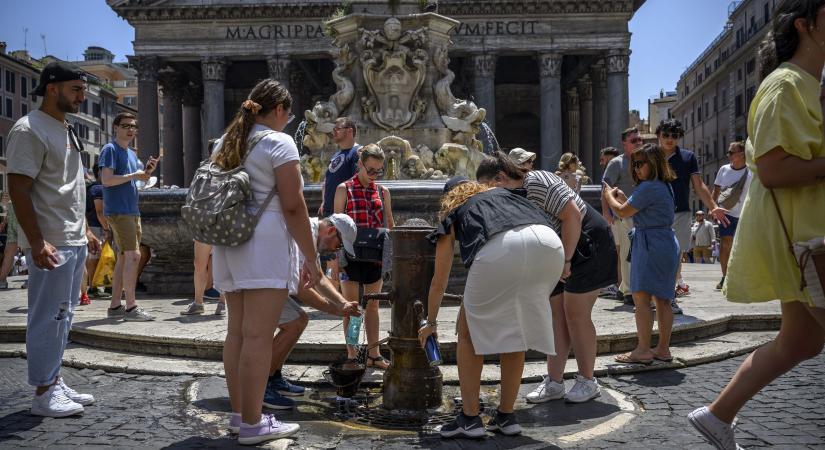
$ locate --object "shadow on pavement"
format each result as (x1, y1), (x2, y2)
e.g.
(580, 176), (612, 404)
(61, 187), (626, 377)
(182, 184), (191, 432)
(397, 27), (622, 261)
(6, 307), (27, 314)
(0, 410), (45, 442)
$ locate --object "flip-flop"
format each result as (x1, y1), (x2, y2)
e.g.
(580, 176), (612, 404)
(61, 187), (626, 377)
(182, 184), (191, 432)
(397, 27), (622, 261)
(653, 355), (674, 362)
(614, 353), (654, 365)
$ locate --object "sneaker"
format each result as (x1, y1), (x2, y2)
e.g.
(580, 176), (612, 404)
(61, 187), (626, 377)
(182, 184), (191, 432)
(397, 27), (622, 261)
(263, 388), (295, 410)
(21, 280), (27, 289)
(0, 280), (8, 289)
(623, 294), (635, 306)
(525, 375), (565, 403)
(237, 413), (300, 445)
(438, 412), (486, 438)
(203, 287), (221, 300)
(79, 293), (91, 306)
(31, 384), (84, 417)
(215, 302), (226, 316)
(688, 406), (741, 450)
(716, 277), (725, 290)
(600, 284), (619, 299)
(90, 288), (112, 299)
(57, 377), (95, 406)
(229, 413), (241, 434)
(675, 284), (690, 297)
(486, 409), (521, 435)
(268, 374), (306, 397)
(180, 302), (204, 315)
(671, 299), (683, 315)
(565, 375), (601, 403)
(107, 305), (127, 319)
(123, 306), (155, 321)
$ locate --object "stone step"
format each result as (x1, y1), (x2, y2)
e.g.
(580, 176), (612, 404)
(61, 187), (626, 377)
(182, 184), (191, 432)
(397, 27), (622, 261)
(0, 330), (777, 385)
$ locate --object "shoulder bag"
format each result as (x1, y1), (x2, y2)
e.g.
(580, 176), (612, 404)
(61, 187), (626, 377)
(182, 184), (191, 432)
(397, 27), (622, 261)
(770, 189), (825, 308)
(352, 184), (388, 263)
(717, 168), (748, 210)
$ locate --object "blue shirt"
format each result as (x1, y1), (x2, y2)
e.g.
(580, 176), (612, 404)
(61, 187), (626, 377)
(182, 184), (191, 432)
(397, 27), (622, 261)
(85, 183), (103, 227)
(99, 142), (140, 216)
(666, 147), (699, 213)
(322, 144), (360, 217)
(628, 180), (675, 229)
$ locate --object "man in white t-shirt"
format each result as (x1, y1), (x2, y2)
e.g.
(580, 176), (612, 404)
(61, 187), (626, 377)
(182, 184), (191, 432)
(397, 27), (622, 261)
(712, 141), (751, 289)
(691, 211), (716, 263)
(263, 213), (361, 409)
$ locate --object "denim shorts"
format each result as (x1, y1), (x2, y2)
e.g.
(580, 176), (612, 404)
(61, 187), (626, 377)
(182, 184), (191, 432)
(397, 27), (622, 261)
(718, 214), (739, 237)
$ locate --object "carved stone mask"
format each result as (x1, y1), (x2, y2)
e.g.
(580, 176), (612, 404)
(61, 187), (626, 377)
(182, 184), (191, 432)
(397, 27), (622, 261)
(384, 18), (402, 41)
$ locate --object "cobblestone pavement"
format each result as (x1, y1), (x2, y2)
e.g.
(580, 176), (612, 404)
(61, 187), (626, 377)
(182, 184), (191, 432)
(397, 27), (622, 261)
(1, 352), (823, 449)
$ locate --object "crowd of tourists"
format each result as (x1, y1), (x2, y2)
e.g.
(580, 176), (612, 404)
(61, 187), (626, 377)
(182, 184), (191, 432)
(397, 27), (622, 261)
(4, 1), (824, 448)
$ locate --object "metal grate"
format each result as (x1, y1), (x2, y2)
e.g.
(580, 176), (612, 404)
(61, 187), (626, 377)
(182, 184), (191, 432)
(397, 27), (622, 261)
(332, 390), (459, 431)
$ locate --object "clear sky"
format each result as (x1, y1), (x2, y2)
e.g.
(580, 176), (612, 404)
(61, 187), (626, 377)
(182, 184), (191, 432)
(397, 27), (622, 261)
(2, 0), (733, 120)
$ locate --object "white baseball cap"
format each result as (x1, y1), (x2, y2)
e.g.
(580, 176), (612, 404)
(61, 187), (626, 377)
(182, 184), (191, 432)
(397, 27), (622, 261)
(326, 214), (357, 256)
(509, 147), (536, 164)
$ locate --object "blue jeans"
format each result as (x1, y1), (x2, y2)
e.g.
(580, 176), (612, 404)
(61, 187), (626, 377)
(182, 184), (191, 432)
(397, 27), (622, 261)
(25, 245), (87, 386)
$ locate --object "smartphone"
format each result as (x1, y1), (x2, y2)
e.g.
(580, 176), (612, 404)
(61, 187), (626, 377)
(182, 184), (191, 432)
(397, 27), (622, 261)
(602, 180), (612, 189)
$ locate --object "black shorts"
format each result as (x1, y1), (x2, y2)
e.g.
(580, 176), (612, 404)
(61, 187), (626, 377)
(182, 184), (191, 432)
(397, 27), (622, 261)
(552, 204), (618, 296)
(342, 255), (383, 284)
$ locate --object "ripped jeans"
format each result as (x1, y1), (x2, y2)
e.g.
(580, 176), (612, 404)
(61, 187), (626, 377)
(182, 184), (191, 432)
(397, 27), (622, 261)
(25, 245), (87, 386)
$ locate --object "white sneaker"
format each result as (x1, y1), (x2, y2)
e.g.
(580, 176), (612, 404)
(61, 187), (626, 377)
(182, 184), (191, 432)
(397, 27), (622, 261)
(688, 406), (742, 450)
(238, 413), (300, 445)
(565, 374), (601, 403)
(31, 384), (84, 417)
(525, 376), (565, 403)
(58, 377), (95, 406)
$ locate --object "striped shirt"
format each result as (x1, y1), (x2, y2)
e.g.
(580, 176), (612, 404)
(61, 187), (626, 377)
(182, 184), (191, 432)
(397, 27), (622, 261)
(523, 170), (587, 235)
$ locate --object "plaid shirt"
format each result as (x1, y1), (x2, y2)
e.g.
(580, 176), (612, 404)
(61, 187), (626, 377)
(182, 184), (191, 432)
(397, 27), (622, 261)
(344, 176), (384, 228)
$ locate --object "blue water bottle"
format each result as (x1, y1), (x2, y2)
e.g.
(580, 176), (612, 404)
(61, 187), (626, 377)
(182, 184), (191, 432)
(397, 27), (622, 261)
(345, 316), (362, 346)
(420, 320), (443, 366)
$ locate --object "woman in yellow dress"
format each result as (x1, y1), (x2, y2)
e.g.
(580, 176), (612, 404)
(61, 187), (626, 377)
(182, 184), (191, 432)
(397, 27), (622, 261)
(688, 2), (825, 449)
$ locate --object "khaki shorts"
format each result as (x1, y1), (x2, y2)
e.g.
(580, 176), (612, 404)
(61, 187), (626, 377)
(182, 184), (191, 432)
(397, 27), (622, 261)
(673, 211), (692, 253)
(108, 215), (142, 253)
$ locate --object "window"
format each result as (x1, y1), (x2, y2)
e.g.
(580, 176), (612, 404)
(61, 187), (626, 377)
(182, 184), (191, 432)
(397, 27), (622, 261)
(722, 137), (727, 156)
(722, 89), (727, 107)
(5, 71), (15, 94)
(20, 76), (27, 97)
(713, 96), (718, 112)
(4, 98), (12, 118)
(691, 111), (695, 128)
(21, 103), (27, 116)
(697, 106), (702, 122)
(738, 68), (743, 81)
(705, 66), (711, 77)
(746, 58), (756, 74)
(124, 96), (136, 106)
(698, 73), (703, 84)
(80, 100), (89, 115)
(92, 102), (101, 119)
(735, 94), (743, 117)
(713, 139), (718, 158)
(705, 102), (710, 118)
(31, 77), (36, 90)
(685, 85), (690, 96)
(747, 86), (757, 105)
(764, 3), (770, 25)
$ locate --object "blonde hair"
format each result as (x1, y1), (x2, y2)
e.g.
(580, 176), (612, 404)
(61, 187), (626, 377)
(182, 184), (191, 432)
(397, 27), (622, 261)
(212, 79), (292, 170)
(558, 152), (579, 172)
(439, 181), (492, 219)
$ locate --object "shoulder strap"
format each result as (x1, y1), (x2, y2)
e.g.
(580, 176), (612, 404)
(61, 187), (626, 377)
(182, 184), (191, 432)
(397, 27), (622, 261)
(770, 188), (806, 289)
(377, 183), (387, 228)
(243, 130), (279, 222)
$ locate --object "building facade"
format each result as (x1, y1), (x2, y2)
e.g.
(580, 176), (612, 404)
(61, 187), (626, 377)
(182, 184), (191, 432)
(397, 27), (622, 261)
(108, 0), (644, 186)
(0, 43), (41, 193)
(671, 0), (777, 212)
(647, 90), (676, 133)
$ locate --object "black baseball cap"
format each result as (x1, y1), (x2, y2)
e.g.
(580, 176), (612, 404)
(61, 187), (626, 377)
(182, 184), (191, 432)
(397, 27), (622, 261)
(32, 61), (88, 97)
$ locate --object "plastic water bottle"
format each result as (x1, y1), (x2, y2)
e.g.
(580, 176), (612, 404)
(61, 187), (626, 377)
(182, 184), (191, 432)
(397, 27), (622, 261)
(420, 320), (443, 366)
(345, 315), (362, 346)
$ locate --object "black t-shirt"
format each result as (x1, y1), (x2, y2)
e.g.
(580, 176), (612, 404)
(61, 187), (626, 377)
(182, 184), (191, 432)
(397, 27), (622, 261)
(428, 188), (552, 268)
(666, 147), (699, 213)
(86, 182), (103, 228)
(322, 144), (360, 217)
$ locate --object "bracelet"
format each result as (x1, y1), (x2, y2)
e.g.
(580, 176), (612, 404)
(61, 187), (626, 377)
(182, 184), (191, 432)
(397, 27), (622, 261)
(564, 259), (572, 263)
(423, 320), (437, 328)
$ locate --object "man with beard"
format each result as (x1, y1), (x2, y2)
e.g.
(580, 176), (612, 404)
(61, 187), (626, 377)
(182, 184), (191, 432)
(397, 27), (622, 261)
(7, 61), (101, 417)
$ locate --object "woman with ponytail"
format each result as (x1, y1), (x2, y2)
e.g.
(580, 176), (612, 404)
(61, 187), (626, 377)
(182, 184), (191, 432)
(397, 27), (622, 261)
(689, 2), (825, 449)
(211, 79), (320, 445)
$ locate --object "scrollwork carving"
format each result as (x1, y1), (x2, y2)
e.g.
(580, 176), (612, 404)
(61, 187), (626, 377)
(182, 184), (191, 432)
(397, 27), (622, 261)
(606, 49), (629, 74)
(539, 53), (562, 79)
(201, 58), (228, 82)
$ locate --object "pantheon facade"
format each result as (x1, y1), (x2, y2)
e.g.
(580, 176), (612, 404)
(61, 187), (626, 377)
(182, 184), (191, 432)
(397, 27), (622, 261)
(108, 0), (643, 185)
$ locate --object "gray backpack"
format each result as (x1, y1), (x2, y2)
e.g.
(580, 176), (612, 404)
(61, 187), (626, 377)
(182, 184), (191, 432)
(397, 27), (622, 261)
(181, 130), (277, 246)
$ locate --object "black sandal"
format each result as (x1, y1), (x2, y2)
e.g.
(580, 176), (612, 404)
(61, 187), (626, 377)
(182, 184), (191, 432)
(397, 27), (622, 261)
(366, 355), (391, 370)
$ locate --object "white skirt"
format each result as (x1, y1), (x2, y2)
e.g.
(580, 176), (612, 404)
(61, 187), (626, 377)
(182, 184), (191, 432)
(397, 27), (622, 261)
(212, 210), (299, 294)
(463, 224), (564, 355)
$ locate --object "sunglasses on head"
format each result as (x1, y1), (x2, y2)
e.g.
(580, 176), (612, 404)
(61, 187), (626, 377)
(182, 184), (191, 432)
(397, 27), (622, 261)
(632, 160), (646, 169)
(660, 132), (681, 139)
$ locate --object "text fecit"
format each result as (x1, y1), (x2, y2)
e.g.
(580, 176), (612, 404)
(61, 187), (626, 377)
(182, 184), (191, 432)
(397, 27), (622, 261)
(225, 24), (325, 40)
(454, 21), (540, 36)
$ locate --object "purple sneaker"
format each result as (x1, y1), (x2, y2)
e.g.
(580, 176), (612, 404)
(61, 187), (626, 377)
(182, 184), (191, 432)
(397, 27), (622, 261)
(229, 413), (241, 434)
(238, 413), (299, 445)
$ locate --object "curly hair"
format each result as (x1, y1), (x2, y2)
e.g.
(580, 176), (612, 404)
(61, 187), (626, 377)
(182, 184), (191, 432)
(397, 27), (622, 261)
(655, 118), (684, 137)
(439, 181), (492, 220)
(630, 143), (676, 185)
(759, 0), (825, 80)
(212, 78), (292, 170)
(558, 152), (580, 172)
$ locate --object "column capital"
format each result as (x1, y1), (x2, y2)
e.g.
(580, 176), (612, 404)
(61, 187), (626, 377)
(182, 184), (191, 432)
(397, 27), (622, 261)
(606, 49), (629, 74)
(181, 81), (203, 107)
(591, 60), (607, 87)
(266, 55), (290, 83)
(538, 52), (563, 79)
(129, 56), (162, 82)
(566, 87), (579, 109)
(157, 70), (186, 100)
(578, 75), (593, 101)
(202, 58), (229, 82)
(472, 54), (496, 78)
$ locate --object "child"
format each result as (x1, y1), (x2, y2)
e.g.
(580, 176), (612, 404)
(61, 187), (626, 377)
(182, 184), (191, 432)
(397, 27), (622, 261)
(604, 143), (679, 364)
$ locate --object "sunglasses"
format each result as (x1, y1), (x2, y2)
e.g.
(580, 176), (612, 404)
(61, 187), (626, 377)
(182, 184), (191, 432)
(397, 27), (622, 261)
(365, 167), (384, 176)
(660, 132), (682, 139)
(632, 160), (646, 169)
(119, 123), (139, 131)
(67, 124), (84, 153)
(727, 150), (743, 155)
(629, 138), (643, 144)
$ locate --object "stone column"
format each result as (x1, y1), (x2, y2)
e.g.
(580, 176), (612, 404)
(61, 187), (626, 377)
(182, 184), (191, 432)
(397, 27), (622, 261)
(538, 52), (563, 171)
(158, 71), (185, 187)
(606, 49), (630, 150)
(130, 56), (161, 162)
(578, 75), (594, 180)
(566, 87), (580, 157)
(472, 54), (496, 132)
(202, 58), (228, 144)
(592, 61), (608, 149)
(182, 82), (203, 187)
(266, 56), (291, 90)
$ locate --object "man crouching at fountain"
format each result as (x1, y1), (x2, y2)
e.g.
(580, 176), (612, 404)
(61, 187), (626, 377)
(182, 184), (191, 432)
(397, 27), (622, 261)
(419, 176), (564, 438)
(263, 214), (362, 409)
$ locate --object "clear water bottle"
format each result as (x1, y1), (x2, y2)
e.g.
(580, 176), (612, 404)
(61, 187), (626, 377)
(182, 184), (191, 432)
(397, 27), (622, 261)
(420, 320), (443, 366)
(345, 315), (362, 346)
